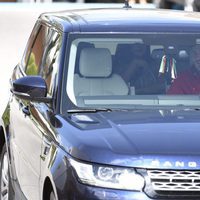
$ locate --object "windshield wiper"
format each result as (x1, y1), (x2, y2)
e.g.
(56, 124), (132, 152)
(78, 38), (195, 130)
(67, 108), (112, 114)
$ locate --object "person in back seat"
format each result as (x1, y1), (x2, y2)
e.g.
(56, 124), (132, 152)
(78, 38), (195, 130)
(168, 45), (200, 94)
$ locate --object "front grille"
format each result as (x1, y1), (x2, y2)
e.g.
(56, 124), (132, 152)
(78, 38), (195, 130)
(147, 170), (200, 192)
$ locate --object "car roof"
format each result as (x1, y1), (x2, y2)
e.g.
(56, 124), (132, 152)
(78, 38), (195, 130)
(40, 8), (200, 33)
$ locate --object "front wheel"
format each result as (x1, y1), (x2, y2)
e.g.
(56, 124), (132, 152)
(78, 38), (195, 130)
(0, 144), (12, 200)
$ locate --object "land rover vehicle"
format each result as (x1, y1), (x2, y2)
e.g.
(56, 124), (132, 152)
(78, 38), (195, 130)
(1, 4), (200, 200)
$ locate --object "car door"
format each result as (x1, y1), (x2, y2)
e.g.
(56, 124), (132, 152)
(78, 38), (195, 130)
(9, 23), (54, 200)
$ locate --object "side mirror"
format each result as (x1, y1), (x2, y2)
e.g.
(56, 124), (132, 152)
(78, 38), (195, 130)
(11, 76), (52, 103)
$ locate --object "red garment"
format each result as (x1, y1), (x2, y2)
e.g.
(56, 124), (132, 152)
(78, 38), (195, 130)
(167, 68), (200, 94)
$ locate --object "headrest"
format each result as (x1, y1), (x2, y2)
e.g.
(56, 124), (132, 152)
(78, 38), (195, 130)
(178, 50), (189, 59)
(151, 48), (165, 60)
(79, 48), (112, 77)
(75, 42), (95, 73)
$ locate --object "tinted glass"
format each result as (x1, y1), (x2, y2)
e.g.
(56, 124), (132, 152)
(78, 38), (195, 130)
(64, 33), (200, 109)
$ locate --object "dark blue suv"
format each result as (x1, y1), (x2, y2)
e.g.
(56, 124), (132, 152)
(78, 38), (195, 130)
(1, 5), (200, 200)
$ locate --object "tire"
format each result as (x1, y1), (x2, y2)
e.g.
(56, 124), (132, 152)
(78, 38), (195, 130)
(0, 144), (13, 200)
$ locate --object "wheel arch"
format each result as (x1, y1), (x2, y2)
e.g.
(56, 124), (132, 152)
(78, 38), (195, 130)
(43, 177), (56, 200)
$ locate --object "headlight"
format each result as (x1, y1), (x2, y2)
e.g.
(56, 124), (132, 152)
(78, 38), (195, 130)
(69, 158), (145, 191)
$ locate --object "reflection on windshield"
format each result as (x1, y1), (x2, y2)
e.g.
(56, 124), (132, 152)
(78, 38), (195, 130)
(66, 33), (200, 109)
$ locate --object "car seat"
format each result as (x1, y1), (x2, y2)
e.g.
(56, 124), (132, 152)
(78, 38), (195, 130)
(74, 42), (95, 74)
(74, 48), (129, 96)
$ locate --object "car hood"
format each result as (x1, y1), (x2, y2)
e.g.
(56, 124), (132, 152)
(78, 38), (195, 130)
(58, 108), (200, 169)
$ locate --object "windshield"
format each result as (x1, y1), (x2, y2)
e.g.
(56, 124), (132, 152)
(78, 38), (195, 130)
(64, 33), (200, 110)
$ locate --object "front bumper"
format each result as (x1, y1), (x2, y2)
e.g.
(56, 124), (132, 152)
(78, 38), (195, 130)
(54, 165), (200, 200)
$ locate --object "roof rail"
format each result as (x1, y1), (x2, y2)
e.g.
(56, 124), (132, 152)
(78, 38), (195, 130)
(123, 0), (132, 9)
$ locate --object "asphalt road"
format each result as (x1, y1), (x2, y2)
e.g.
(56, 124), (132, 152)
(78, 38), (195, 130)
(0, 3), (155, 115)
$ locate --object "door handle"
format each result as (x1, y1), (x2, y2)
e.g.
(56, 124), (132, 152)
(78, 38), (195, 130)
(41, 137), (51, 161)
(43, 137), (51, 156)
(22, 106), (30, 116)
